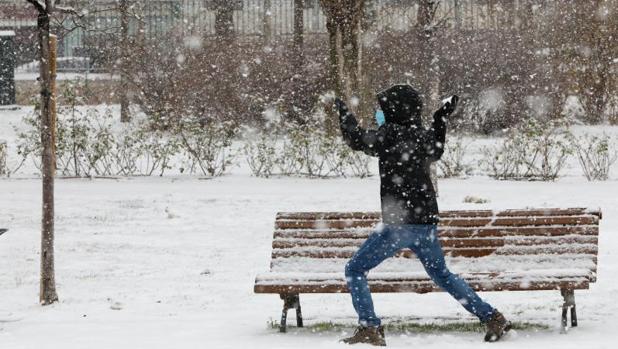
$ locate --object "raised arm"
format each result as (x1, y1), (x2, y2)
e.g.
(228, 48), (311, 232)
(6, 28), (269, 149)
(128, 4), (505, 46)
(427, 95), (459, 161)
(335, 98), (386, 157)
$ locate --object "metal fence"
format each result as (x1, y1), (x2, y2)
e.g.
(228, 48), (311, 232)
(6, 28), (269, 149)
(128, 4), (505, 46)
(1, 0), (521, 60)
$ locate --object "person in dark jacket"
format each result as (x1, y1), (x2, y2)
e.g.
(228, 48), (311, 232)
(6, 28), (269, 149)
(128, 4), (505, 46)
(335, 84), (510, 346)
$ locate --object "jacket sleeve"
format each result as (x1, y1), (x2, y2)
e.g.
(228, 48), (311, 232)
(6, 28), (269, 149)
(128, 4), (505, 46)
(426, 108), (447, 161)
(338, 106), (386, 157)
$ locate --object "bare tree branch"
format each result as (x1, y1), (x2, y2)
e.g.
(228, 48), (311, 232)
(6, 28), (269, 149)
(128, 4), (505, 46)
(25, 0), (46, 13)
(54, 5), (80, 16)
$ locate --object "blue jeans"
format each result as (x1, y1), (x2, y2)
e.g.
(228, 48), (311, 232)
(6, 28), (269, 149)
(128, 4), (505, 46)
(345, 224), (495, 327)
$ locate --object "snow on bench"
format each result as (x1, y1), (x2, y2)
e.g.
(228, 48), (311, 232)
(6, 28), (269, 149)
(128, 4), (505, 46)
(254, 208), (601, 332)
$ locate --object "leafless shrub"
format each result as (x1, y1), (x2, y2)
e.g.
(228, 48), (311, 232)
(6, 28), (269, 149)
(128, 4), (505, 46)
(0, 141), (7, 176)
(176, 118), (238, 177)
(572, 134), (618, 181)
(243, 130), (278, 178)
(438, 134), (472, 178)
(481, 119), (573, 181)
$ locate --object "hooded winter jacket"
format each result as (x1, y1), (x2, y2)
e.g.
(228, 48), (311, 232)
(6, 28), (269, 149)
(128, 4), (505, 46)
(337, 84), (448, 225)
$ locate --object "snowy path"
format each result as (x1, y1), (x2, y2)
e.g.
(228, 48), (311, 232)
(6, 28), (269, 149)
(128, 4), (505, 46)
(1, 175), (617, 348)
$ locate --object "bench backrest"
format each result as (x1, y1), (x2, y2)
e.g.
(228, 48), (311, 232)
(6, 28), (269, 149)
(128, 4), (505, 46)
(270, 208), (600, 284)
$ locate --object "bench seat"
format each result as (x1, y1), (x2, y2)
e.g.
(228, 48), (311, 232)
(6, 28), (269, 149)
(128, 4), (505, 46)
(255, 269), (592, 294)
(255, 208), (601, 332)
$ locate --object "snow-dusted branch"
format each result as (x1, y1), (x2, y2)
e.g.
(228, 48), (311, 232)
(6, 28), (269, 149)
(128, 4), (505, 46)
(25, 0), (46, 13)
(25, 0), (80, 18)
(54, 5), (80, 16)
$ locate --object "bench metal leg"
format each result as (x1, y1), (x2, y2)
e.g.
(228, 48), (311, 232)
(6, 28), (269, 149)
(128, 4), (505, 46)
(560, 289), (577, 333)
(279, 293), (303, 333)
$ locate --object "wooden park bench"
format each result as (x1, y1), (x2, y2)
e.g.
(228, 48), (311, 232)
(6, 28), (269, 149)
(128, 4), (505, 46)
(254, 208), (601, 333)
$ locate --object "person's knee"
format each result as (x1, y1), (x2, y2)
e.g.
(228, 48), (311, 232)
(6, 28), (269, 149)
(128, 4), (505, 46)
(428, 266), (453, 286)
(345, 259), (365, 278)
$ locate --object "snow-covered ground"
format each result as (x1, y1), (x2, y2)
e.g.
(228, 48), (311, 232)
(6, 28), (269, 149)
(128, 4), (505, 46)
(1, 107), (618, 348)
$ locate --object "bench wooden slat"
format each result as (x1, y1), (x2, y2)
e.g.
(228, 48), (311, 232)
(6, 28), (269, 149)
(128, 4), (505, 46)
(274, 215), (599, 230)
(276, 208), (602, 221)
(272, 236), (598, 249)
(273, 238), (506, 249)
(271, 245), (598, 259)
(273, 226), (599, 239)
(255, 280), (590, 294)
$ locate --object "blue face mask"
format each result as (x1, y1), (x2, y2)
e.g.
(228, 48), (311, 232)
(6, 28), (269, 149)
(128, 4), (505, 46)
(375, 110), (385, 127)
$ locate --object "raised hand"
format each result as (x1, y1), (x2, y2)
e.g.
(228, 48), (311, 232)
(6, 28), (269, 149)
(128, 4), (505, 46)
(440, 95), (459, 116)
(334, 97), (349, 115)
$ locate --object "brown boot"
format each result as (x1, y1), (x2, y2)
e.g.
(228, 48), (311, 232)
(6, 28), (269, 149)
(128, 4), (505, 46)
(484, 311), (512, 342)
(341, 325), (386, 346)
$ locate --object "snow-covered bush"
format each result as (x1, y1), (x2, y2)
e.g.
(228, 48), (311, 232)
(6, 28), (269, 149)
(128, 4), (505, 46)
(481, 119), (572, 181)
(480, 137), (525, 180)
(138, 128), (181, 177)
(0, 141), (7, 176)
(14, 110), (43, 172)
(274, 122), (372, 178)
(275, 134), (304, 176)
(14, 81), (119, 177)
(177, 119), (237, 177)
(438, 135), (472, 178)
(113, 125), (181, 177)
(280, 124), (328, 177)
(571, 134), (617, 181)
(521, 120), (573, 180)
(56, 107), (116, 177)
(243, 117), (372, 178)
(14, 107), (181, 177)
(113, 128), (143, 176)
(347, 152), (372, 178)
(13, 106), (109, 177)
(320, 135), (372, 178)
(335, 144), (372, 178)
(243, 131), (278, 178)
(14, 79), (181, 177)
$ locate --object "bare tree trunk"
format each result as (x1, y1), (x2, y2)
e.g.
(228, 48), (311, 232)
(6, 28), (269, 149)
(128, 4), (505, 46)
(287, 0), (306, 123)
(215, 3), (235, 42)
(417, 0), (442, 195)
(416, 1), (442, 110)
(293, 0), (304, 69)
(50, 35), (57, 174)
(263, 0), (272, 43)
(453, 0), (462, 29)
(503, 0), (532, 123)
(325, 15), (339, 96)
(584, 0), (614, 124)
(320, 0), (365, 107)
(119, 0), (130, 122)
(32, 1), (59, 305)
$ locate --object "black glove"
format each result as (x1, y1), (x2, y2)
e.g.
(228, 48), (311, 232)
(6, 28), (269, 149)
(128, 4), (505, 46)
(440, 95), (459, 116)
(334, 97), (349, 116)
